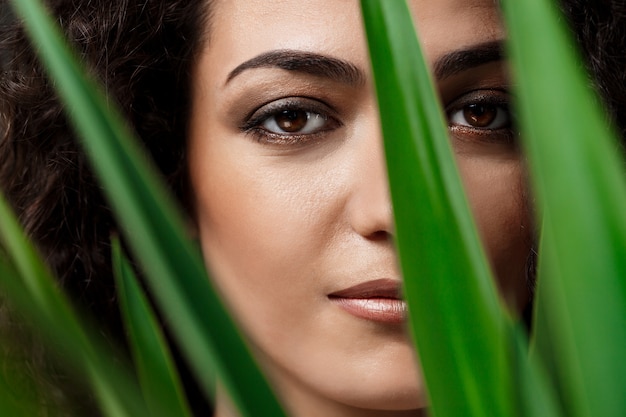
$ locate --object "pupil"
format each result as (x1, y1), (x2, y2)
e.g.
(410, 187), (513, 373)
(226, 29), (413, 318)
(464, 104), (497, 128)
(276, 110), (308, 132)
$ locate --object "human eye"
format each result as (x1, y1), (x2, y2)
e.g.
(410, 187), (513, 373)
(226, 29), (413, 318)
(446, 89), (517, 144)
(241, 97), (341, 145)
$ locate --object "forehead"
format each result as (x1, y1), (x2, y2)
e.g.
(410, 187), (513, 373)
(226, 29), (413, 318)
(203, 0), (504, 82)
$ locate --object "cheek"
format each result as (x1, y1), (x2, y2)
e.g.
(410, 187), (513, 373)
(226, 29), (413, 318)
(192, 156), (342, 268)
(187, 137), (347, 332)
(457, 156), (533, 307)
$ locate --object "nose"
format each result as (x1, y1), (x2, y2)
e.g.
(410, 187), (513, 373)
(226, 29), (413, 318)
(346, 115), (394, 240)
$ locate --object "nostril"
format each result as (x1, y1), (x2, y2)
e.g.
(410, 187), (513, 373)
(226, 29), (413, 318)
(347, 187), (394, 240)
(366, 229), (392, 242)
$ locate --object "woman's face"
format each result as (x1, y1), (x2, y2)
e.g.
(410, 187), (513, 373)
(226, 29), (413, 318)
(188, 0), (531, 415)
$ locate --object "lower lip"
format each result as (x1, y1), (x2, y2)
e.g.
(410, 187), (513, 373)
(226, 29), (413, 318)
(330, 297), (407, 324)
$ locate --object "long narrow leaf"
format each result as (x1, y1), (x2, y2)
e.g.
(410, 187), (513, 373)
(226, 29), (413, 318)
(508, 323), (563, 417)
(8, 1), (286, 416)
(0, 194), (148, 417)
(0, 262), (50, 417)
(0, 356), (35, 417)
(113, 238), (193, 417)
(502, 0), (626, 416)
(361, 1), (513, 415)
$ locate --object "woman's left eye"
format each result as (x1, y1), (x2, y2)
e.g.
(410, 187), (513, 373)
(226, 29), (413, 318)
(448, 102), (510, 130)
(446, 89), (514, 130)
(445, 89), (518, 145)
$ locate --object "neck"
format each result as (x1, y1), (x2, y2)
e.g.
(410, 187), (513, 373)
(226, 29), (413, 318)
(212, 386), (428, 417)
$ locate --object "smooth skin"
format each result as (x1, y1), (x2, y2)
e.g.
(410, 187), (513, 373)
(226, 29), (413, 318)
(188, 1), (532, 416)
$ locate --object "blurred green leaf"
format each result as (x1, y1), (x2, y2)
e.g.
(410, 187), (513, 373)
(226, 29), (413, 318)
(508, 323), (563, 417)
(0, 262), (47, 417)
(113, 238), (193, 417)
(0, 361), (33, 417)
(8, 0), (286, 416)
(0, 194), (148, 417)
(502, 0), (626, 416)
(361, 1), (514, 415)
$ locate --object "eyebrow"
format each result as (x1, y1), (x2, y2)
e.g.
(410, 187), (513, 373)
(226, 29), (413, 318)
(433, 40), (505, 80)
(225, 40), (504, 86)
(225, 50), (366, 86)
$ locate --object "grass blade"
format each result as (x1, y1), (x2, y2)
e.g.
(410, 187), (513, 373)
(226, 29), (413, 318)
(0, 264), (51, 417)
(502, 0), (626, 415)
(361, 1), (513, 415)
(113, 238), (193, 417)
(508, 323), (563, 417)
(0, 194), (149, 417)
(0, 359), (35, 417)
(8, 1), (287, 416)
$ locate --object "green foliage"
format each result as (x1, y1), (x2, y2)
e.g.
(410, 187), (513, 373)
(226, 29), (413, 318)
(0, 0), (624, 416)
(112, 238), (194, 417)
(0, 194), (149, 417)
(502, 0), (626, 415)
(360, 1), (512, 416)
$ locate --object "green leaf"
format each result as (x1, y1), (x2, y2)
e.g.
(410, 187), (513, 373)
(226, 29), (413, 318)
(0, 194), (149, 417)
(112, 238), (193, 417)
(8, 1), (286, 416)
(508, 323), (563, 417)
(0, 264), (48, 417)
(502, 0), (626, 416)
(0, 360), (34, 417)
(360, 1), (514, 415)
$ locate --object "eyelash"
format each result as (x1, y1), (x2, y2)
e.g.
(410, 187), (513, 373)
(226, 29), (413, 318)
(240, 97), (341, 145)
(445, 89), (518, 144)
(240, 90), (515, 147)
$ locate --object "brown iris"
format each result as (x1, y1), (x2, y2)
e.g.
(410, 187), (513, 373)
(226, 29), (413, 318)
(275, 110), (308, 132)
(463, 103), (498, 128)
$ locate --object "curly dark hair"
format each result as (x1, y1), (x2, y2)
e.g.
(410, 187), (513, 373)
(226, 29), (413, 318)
(0, 1), (211, 413)
(560, 0), (626, 139)
(0, 0), (210, 324)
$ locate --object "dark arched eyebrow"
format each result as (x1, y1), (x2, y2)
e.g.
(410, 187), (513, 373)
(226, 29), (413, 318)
(433, 40), (505, 80)
(225, 50), (366, 86)
(225, 40), (504, 86)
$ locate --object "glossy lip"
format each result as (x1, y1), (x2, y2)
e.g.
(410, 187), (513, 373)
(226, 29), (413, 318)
(328, 278), (407, 324)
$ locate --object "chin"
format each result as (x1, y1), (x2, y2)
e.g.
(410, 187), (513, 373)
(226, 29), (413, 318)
(334, 366), (427, 411)
(255, 336), (427, 415)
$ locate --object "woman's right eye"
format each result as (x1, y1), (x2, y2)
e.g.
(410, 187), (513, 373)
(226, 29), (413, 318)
(241, 98), (341, 145)
(261, 109), (329, 135)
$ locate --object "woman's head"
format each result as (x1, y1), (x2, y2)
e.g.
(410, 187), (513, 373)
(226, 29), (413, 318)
(1, 0), (625, 416)
(187, 0), (530, 414)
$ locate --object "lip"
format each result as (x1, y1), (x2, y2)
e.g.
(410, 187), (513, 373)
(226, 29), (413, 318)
(328, 278), (407, 324)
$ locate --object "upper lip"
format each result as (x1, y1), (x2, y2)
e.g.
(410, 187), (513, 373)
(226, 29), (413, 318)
(328, 278), (403, 299)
